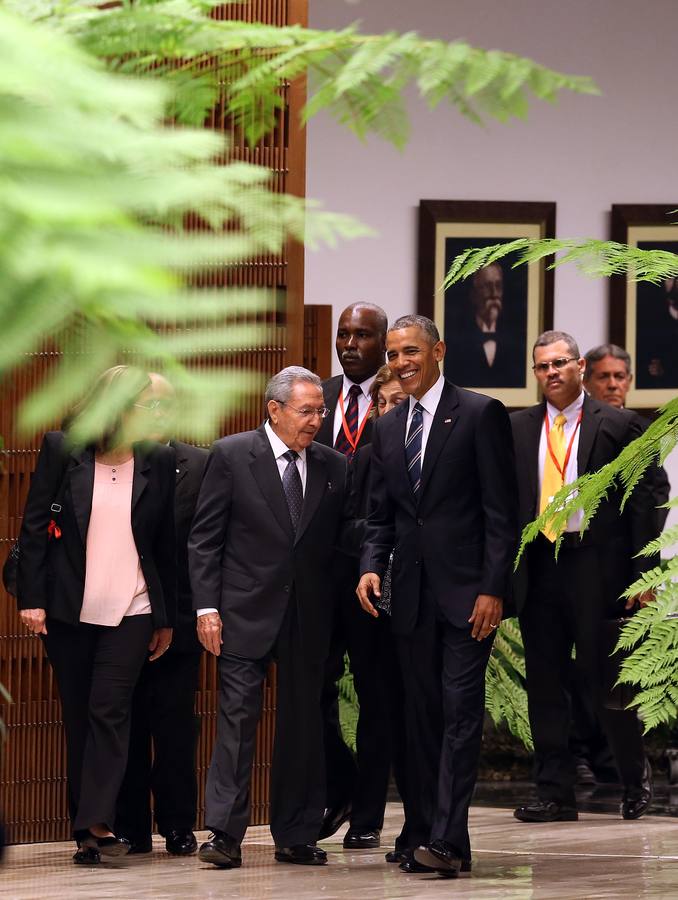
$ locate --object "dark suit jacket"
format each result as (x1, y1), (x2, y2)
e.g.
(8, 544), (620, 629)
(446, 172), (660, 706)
(170, 440), (208, 653)
(188, 426), (348, 663)
(315, 374), (374, 452)
(510, 396), (660, 614)
(360, 379), (519, 634)
(624, 410), (671, 533)
(17, 431), (177, 629)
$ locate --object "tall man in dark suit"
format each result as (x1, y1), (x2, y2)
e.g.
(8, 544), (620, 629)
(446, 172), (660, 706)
(357, 315), (519, 878)
(116, 373), (207, 856)
(314, 302), (391, 849)
(511, 331), (657, 824)
(189, 367), (347, 869)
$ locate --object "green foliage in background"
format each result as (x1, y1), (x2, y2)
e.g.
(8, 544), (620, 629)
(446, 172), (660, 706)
(338, 655), (358, 754)
(486, 618), (532, 749)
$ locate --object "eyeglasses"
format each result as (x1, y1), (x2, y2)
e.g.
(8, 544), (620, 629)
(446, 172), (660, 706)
(277, 401), (330, 419)
(532, 357), (578, 374)
(134, 399), (174, 411)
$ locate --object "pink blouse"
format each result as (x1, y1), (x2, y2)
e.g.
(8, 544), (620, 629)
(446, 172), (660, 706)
(80, 458), (151, 627)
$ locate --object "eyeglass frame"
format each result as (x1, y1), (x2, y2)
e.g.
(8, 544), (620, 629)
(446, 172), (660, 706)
(532, 356), (579, 374)
(133, 399), (174, 411)
(275, 400), (330, 419)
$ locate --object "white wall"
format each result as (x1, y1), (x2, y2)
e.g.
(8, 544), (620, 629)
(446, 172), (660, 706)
(305, 0), (678, 523)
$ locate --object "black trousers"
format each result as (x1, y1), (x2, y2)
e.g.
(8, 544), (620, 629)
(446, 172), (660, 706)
(44, 614), (154, 835)
(115, 650), (201, 840)
(520, 536), (646, 806)
(321, 570), (399, 832)
(205, 599), (325, 847)
(396, 582), (493, 859)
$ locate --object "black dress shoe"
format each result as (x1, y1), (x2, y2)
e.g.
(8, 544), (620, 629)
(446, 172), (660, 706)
(385, 848), (409, 863)
(621, 759), (653, 820)
(198, 831), (242, 868)
(275, 843), (327, 866)
(414, 841), (463, 877)
(399, 848), (472, 876)
(165, 829), (198, 856)
(81, 832), (130, 858)
(343, 829), (380, 849)
(118, 835), (152, 855)
(318, 802), (352, 840)
(73, 846), (101, 865)
(514, 800), (578, 822)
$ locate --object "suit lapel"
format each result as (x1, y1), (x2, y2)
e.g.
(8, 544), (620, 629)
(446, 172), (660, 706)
(577, 395), (602, 475)
(524, 403), (545, 516)
(295, 444), (328, 545)
(317, 375), (342, 447)
(132, 446), (151, 511)
(171, 440), (188, 487)
(68, 447), (94, 544)
(249, 427), (295, 540)
(418, 380), (460, 502)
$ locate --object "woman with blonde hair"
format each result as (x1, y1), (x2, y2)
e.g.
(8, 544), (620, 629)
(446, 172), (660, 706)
(17, 365), (176, 864)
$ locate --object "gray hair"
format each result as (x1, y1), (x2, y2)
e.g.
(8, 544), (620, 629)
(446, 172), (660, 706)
(583, 343), (632, 379)
(532, 330), (580, 361)
(388, 314), (440, 345)
(264, 366), (322, 406)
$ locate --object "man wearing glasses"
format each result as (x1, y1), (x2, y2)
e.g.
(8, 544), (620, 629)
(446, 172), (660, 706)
(188, 367), (347, 869)
(510, 331), (657, 823)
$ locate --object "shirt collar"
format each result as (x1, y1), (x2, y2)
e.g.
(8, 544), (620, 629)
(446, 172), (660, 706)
(409, 372), (445, 417)
(342, 373), (375, 402)
(546, 389), (585, 423)
(264, 420), (307, 463)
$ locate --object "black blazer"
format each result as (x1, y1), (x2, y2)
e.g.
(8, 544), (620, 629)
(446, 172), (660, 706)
(510, 396), (660, 614)
(17, 432), (177, 629)
(188, 426), (348, 663)
(360, 379), (519, 634)
(624, 410), (671, 533)
(315, 374), (374, 451)
(170, 439), (208, 653)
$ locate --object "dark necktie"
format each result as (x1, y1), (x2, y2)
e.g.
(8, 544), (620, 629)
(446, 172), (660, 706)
(405, 402), (424, 496)
(334, 383), (362, 458)
(282, 449), (303, 532)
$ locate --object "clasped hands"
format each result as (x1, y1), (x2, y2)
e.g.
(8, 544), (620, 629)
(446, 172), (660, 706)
(356, 574), (503, 641)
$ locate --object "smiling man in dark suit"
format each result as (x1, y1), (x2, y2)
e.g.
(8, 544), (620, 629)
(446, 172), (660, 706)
(357, 315), (518, 879)
(511, 331), (657, 824)
(189, 366), (347, 869)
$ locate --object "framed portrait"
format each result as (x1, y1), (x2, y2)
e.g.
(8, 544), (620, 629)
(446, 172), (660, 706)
(417, 199), (555, 408)
(610, 204), (678, 409)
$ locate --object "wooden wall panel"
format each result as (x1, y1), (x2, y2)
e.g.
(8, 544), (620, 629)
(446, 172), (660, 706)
(0, 0), (307, 843)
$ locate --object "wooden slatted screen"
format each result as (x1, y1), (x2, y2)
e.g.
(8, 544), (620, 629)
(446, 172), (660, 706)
(303, 305), (334, 381)
(0, 0), (307, 844)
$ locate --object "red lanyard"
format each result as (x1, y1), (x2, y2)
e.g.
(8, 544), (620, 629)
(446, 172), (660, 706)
(338, 389), (373, 454)
(544, 410), (582, 483)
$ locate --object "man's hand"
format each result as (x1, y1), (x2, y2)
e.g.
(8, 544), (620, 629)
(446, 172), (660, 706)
(356, 573), (381, 618)
(19, 608), (47, 635)
(148, 627), (173, 661)
(197, 612), (223, 655)
(469, 594), (502, 641)
(626, 590), (655, 610)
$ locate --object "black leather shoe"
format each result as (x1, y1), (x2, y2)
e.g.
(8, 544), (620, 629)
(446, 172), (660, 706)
(118, 835), (152, 855)
(198, 831), (242, 868)
(621, 760), (653, 820)
(81, 832), (130, 858)
(275, 843), (327, 866)
(165, 829), (198, 856)
(318, 802), (352, 840)
(400, 848), (471, 875)
(385, 848), (409, 863)
(343, 829), (380, 849)
(514, 800), (578, 822)
(414, 841), (463, 877)
(73, 846), (100, 865)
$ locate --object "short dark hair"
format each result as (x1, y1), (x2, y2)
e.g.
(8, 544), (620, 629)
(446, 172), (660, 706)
(340, 302), (388, 337)
(532, 330), (580, 361)
(583, 343), (631, 379)
(388, 315), (440, 345)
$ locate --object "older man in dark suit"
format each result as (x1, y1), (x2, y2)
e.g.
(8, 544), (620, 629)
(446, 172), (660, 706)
(189, 366), (347, 869)
(357, 315), (519, 878)
(511, 331), (658, 824)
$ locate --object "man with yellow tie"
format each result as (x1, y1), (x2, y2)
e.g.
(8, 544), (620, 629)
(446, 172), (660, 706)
(510, 331), (658, 823)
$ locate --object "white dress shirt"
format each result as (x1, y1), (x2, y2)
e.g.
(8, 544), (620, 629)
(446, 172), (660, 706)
(405, 372), (445, 465)
(331, 375), (376, 444)
(197, 422), (307, 617)
(538, 390), (585, 532)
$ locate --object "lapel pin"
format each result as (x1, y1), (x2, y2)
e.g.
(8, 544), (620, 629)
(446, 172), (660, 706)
(444, 418), (452, 424)
(327, 481), (332, 489)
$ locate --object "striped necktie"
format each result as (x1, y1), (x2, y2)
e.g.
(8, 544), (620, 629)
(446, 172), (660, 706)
(334, 383), (362, 458)
(405, 402), (424, 495)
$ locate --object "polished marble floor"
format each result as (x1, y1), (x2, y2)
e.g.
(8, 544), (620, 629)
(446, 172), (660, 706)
(3, 801), (678, 899)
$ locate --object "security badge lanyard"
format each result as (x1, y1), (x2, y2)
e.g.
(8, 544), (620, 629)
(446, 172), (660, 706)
(544, 408), (583, 499)
(338, 389), (373, 455)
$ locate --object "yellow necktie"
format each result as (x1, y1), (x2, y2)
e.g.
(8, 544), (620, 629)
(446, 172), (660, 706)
(540, 413), (567, 542)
